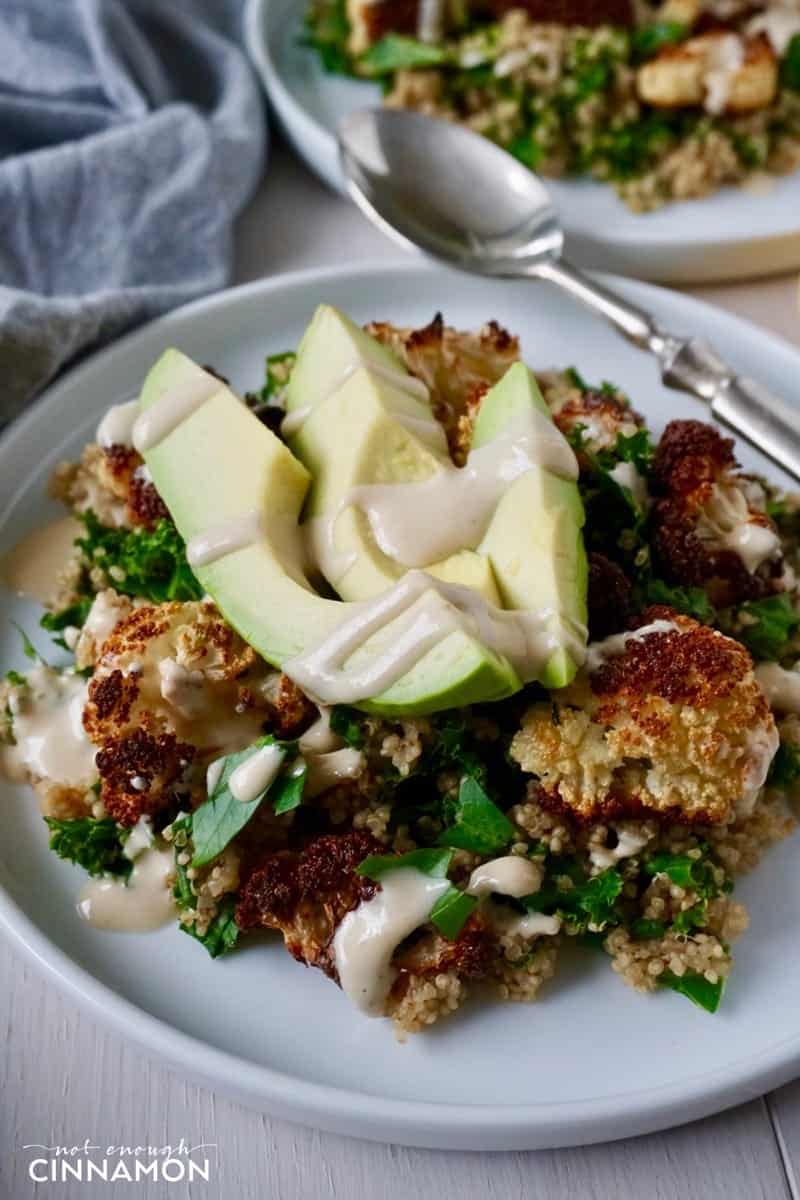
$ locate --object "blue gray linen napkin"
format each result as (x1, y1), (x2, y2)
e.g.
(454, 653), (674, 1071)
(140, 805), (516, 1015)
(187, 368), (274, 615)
(0, 0), (266, 423)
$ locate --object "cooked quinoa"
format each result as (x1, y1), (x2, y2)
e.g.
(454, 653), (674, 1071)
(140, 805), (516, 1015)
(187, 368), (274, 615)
(4, 312), (800, 1036)
(307, 1), (800, 210)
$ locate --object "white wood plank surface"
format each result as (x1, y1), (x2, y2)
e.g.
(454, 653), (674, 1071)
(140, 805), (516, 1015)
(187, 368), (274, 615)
(3, 137), (800, 1199)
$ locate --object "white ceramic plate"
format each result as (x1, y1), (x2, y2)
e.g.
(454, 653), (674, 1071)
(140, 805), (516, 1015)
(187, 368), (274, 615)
(2, 262), (800, 1151)
(244, 0), (800, 284)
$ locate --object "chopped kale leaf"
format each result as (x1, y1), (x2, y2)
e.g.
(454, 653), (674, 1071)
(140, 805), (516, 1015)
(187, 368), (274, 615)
(77, 511), (203, 605)
(735, 594), (800, 661)
(45, 817), (131, 879)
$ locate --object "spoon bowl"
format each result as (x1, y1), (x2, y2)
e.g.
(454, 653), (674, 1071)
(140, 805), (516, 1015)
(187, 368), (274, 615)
(338, 108), (563, 274)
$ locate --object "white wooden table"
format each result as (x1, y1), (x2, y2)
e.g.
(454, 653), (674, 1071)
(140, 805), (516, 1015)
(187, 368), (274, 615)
(4, 138), (800, 1200)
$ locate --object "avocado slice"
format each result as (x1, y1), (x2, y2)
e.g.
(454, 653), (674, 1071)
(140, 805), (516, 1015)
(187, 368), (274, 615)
(291, 359), (501, 605)
(285, 304), (403, 415)
(138, 349), (520, 716)
(474, 362), (588, 689)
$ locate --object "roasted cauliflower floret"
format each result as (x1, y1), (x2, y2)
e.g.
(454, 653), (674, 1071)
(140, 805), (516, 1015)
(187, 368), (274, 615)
(538, 373), (643, 456)
(367, 313), (519, 462)
(511, 606), (779, 824)
(587, 552), (635, 639)
(83, 600), (274, 751)
(650, 419), (785, 607)
(51, 443), (168, 531)
(75, 589), (136, 671)
(96, 727), (195, 827)
(637, 32), (777, 115)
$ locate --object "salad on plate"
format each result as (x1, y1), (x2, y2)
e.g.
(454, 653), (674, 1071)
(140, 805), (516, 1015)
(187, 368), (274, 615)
(3, 303), (799, 1036)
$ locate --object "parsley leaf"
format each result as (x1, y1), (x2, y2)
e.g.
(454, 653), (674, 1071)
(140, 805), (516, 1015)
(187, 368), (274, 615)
(77, 511), (202, 605)
(271, 762), (307, 815)
(191, 737), (288, 867)
(45, 817), (131, 879)
(329, 705), (365, 748)
(360, 34), (447, 74)
(661, 969), (724, 1013)
(179, 896), (240, 959)
(631, 21), (687, 62)
(437, 776), (514, 855)
(736, 594), (800, 661)
(639, 578), (716, 625)
(781, 33), (800, 91)
(357, 847), (453, 880)
(430, 885), (479, 940)
(767, 740), (800, 789)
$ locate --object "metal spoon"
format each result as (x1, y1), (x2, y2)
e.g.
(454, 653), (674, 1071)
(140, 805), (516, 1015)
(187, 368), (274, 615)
(339, 107), (800, 483)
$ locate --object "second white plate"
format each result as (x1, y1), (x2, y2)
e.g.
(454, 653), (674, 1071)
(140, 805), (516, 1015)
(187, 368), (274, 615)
(245, 0), (800, 283)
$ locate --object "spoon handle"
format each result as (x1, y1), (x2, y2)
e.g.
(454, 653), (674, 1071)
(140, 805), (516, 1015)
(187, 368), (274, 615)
(536, 258), (800, 483)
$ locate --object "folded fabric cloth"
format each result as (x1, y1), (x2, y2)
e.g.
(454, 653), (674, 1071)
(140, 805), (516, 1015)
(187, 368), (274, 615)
(0, 0), (266, 423)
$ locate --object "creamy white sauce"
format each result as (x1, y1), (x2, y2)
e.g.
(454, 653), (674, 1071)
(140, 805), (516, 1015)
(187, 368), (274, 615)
(467, 855), (543, 899)
(96, 397), (139, 449)
(418, 0), (445, 42)
(318, 408), (577, 573)
(280, 405), (312, 437)
(206, 757), (225, 796)
(332, 868), (450, 1015)
(585, 619), (680, 675)
(748, 8), (800, 55)
(703, 34), (745, 115)
(298, 707), (342, 755)
(77, 846), (175, 932)
(738, 721), (780, 815)
(1, 516), (81, 606)
(285, 569), (584, 705)
(158, 658), (206, 721)
(589, 828), (650, 870)
(696, 483), (781, 574)
(133, 374), (220, 453)
(186, 509), (265, 569)
(503, 911), (562, 938)
(756, 662), (800, 714)
(304, 748), (365, 797)
(4, 666), (95, 787)
(228, 743), (285, 804)
(609, 461), (648, 509)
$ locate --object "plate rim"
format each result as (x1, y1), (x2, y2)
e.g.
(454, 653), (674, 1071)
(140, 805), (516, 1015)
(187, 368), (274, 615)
(244, 0), (800, 276)
(3, 259), (800, 1150)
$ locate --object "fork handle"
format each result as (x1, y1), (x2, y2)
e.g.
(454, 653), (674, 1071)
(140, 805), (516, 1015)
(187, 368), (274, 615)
(711, 375), (800, 483)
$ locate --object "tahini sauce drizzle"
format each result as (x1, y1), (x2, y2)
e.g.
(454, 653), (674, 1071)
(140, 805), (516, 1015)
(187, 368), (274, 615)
(3, 666), (96, 787)
(332, 869), (450, 1014)
(756, 662), (800, 714)
(77, 846), (176, 932)
(1, 517), (81, 606)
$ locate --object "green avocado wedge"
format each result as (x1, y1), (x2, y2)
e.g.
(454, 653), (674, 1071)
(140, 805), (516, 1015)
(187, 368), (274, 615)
(474, 362), (588, 689)
(138, 349), (521, 716)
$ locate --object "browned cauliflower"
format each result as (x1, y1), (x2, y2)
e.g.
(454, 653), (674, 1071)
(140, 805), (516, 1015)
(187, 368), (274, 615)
(538, 372), (643, 456)
(366, 313), (519, 462)
(650, 419), (785, 608)
(51, 443), (168, 531)
(83, 600), (280, 826)
(511, 606), (779, 825)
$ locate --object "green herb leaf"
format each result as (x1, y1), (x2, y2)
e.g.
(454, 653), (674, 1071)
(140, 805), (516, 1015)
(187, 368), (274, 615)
(781, 33), (800, 91)
(260, 351), (296, 402)
(45, 817), (131, 879)
(736, 594), (800, 661)
(671, 901), (708, 935)
(428, 716), (487, 784)
(191, 737), (286, 867)
(768, 739), (800, 789)
(180, 897), (240, 958)
(77, 511), (203, 605)
(272, 763), (307, 815)
(524, 866), (623, 932)
(631, 21), (687, 62)
(360, 34), (446, 74)
(40, 598), (93, 649)
(661, 969), (724, 1013)
(329, 705), (365, 748)
(644, 852), (724, 899)
(357, 847), (453, 881)
(303, 0), (352, 73)
(640, 578), (716, 625)
(437, 776), (514, 855)
(430, 885), (479, 940)
(12, 622), (42, 663)
(5, 669), (26, 686)
(631, 917), (667, 941)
